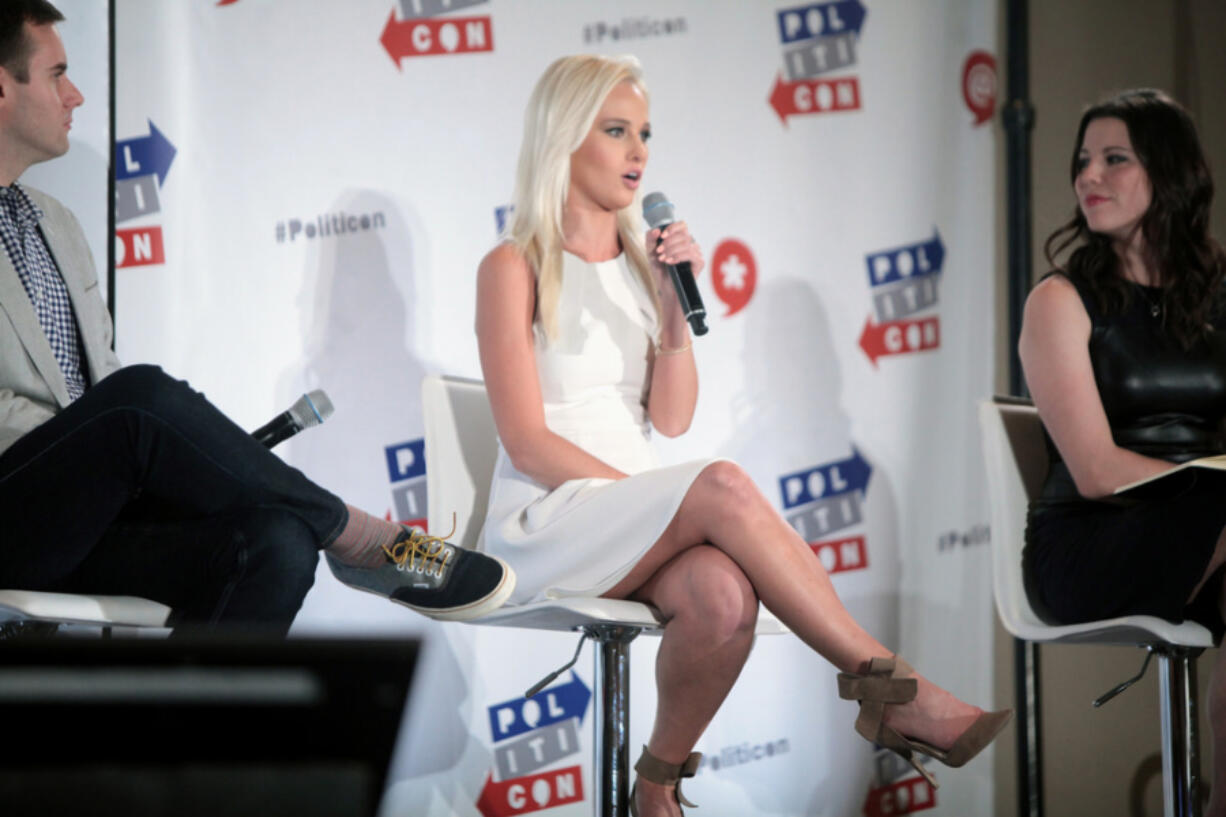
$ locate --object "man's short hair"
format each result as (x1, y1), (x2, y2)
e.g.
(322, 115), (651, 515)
(0, 0), (64, 83)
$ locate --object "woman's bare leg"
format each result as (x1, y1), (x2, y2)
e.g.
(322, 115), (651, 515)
(605, 461), (983, 755)
(612, 546), (758, 817)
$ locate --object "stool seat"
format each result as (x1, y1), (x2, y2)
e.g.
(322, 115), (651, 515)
(0, 589), (171, 635)
(423, 374), (787, 817)
(1006, 614), (1213, 650)
(980, 398), (1210, 817)
(473, 598), (663, 633)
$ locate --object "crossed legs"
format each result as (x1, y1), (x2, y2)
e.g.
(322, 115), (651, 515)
(605, 461), (985, 816)
(0, 364), (347, 632)
(628, 545), (759, 761)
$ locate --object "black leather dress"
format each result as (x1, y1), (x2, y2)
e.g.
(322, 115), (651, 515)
(1024, 271), (1226, 639)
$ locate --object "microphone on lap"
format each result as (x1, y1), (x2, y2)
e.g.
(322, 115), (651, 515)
(253, 389), (335, 449)
(642, 191), (708, 336)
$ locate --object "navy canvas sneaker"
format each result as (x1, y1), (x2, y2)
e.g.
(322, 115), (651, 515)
(326, 526), (515, 621)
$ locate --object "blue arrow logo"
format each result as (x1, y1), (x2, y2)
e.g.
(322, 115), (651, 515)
(116, 120), (176, 187)
(778, 447), (872, 510)
(494, 205), (513, 235)
(487, 671), (591, 743)
(384, 438), (426, 483)
(777, 0), (867, 45)
(864, 229), (945, 289)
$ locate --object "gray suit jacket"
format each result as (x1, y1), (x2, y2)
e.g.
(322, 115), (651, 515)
(0, 185), (121, 457)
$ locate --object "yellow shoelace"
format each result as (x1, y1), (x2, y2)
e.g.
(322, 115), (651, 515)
(382, 514), (458, 576)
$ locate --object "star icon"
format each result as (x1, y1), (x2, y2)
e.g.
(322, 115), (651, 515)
(720, 254), (748, 289)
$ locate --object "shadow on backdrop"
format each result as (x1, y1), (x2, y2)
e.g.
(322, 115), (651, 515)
(275, 191), (478, 787)
(716, 278), (902, 813)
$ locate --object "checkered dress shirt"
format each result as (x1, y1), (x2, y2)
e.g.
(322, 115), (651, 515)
(0, 184), (88, 401)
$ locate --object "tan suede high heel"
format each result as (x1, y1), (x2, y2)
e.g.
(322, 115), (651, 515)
(629, 745), (702, 816)
(837, 656), (1013, 789)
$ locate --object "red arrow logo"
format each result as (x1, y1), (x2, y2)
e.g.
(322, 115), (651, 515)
(476, 766), (584, 817)
(115, 226), (165, 269)
(810, 535), (869, 574)
(859, 315), (940, 366)
(380, 10), (494, 69)
(769, 74), (861, 124)
(863, 774), (937, 817)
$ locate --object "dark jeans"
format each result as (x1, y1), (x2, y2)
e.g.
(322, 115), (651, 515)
(0, 365), (348, 635)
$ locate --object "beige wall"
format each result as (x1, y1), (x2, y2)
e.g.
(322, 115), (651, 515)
(992, 1), (1226, 815)
(1031, 0), (1225, 271)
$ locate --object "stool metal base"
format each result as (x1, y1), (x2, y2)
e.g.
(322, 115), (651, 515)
(585, 623), (642, 817)
(1158, 647), (1202, 817)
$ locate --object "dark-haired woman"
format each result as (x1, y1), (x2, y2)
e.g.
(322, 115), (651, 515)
(1020, 88), (1226, 812)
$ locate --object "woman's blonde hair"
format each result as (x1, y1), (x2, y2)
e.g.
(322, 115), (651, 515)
(504, 54), (660, 339)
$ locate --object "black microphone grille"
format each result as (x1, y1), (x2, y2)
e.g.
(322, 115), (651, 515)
(641, 191), (676, 230)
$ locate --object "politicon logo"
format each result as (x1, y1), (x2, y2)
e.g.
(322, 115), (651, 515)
(697, 737), (791, 773)
(778, 450), (871, 574)
(769, 0), (867, 124)
(384, 438), (427, 530)
(381, 0), (494, 67)
(863, 774), (937, 817)
(114, 120), (176, 269)
(495, 204), (512, 235)
(937, 523), (989, 553)
(480, 673), (592, 816)
(275, 210), (388, 244)
(864, 728), (938, 812)
(582, 15), (688, 44)
(859, 231), (945, 366)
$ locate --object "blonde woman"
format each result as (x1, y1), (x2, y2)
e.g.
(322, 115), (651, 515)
(475, 54), (1009, 816)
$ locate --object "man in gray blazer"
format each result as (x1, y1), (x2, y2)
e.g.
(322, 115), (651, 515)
(0, 1), (513, 632)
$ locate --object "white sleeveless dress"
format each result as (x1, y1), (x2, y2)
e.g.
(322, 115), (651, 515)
(481, 250), (716, 605)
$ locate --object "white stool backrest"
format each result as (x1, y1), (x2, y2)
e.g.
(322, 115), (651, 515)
(979, 400), (1051, 637)
(422, 374), (498, 552)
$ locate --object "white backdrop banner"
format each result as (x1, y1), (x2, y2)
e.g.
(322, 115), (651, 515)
(23, 0), (109, 290)
(111, 1), (999, 815)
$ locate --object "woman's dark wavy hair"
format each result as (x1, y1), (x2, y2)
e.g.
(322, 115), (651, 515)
(1044, 88), (1226, 348)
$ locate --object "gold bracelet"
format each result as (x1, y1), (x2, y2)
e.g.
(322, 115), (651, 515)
(655, 340), (692, 356)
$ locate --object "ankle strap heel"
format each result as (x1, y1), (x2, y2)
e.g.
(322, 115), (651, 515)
(837, 655), (1013, 790)
(630, 745), (702, 816)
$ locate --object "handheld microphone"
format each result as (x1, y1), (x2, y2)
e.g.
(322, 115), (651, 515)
(253, 390), (334, 449)
(642, 191), (708, 336)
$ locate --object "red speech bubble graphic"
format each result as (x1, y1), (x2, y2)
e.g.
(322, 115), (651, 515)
(962, 50), (997, 126)
(710, 238), (757, 317)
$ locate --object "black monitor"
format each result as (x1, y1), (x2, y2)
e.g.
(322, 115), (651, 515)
(0, 636), (419, 817)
